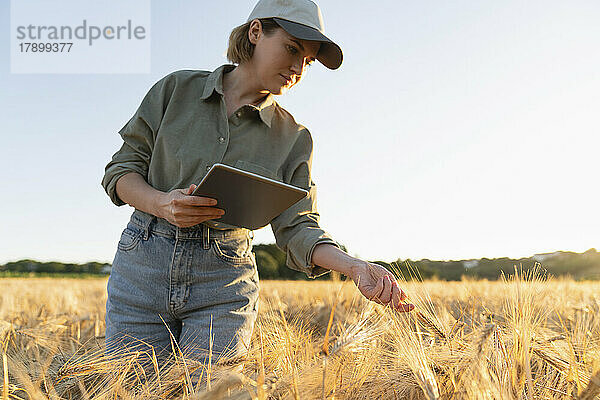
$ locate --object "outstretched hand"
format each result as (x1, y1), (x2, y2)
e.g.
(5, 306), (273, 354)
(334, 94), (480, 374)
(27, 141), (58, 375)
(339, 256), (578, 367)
(349, 261), (415, 312)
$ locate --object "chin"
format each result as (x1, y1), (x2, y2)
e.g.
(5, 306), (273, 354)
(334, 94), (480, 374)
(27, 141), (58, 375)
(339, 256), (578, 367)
(268, 85), (288, 95)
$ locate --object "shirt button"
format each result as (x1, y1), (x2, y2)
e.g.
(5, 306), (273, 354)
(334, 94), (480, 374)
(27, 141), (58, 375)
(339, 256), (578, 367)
(206, 166), (211, 172)
(218, 137), (225, 143)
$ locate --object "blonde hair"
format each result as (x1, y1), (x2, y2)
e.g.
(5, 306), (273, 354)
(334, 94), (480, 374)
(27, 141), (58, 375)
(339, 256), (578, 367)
(227, 18), (280, 65)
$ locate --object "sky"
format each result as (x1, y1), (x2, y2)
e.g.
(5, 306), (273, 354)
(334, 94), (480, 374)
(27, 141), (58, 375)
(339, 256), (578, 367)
(1, 0), (598, 265)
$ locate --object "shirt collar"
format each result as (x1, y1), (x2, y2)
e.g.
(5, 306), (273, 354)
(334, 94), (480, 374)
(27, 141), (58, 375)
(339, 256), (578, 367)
(250, 93), (276, 128)
(200, 64), (276, 128)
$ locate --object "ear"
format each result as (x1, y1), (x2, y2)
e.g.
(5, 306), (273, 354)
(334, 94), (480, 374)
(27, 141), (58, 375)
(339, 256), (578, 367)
(248, 19), (262, 45)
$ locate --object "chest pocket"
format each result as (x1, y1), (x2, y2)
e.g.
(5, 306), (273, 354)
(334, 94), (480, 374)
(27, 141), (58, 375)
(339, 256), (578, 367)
(234, 160), (279, 181)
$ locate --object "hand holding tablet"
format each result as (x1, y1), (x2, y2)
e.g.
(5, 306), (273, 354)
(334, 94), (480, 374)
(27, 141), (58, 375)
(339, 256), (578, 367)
(156, 183), (225, 228)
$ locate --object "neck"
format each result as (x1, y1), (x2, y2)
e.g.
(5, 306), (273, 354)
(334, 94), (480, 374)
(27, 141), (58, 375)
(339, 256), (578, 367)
(223, 63), (269, 106)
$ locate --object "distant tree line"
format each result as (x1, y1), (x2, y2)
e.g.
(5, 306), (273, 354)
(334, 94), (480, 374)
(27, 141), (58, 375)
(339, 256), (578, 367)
(2, 248), (599, 281)
(373, 248), (600, 281)
(0, 260), (111, 275)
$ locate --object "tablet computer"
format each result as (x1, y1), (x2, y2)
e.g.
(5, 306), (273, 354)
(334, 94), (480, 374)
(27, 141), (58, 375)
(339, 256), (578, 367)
(191, 163), (308, 230)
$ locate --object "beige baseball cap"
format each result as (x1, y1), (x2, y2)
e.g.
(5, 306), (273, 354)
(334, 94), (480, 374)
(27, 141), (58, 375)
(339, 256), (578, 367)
(246, 0), (343, 70)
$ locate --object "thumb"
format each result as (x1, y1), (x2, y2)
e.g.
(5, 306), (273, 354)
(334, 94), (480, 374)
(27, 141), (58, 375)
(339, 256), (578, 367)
(395, 303), (415, 313)
(186, 184), (197, 195)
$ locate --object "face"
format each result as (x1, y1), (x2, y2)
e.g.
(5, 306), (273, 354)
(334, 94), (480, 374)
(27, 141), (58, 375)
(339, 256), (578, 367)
(248, 19), (321, 95)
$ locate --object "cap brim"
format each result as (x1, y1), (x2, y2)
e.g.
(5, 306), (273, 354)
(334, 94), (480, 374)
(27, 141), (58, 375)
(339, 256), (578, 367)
(272, 17), (343, 70)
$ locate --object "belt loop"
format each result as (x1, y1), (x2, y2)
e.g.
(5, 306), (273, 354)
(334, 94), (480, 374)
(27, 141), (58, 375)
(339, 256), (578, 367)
(142, 215), (154, 240)
(249, 230), (254, 240)
(202, 224), (210, 249)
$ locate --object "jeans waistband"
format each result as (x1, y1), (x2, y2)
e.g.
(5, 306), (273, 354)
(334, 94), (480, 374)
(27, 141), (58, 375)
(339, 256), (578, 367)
(129, 209), (252, 240)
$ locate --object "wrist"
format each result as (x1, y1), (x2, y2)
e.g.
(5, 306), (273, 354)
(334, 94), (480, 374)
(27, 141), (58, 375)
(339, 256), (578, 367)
(347, 259), (368, 281)
(152, 191), (167, 219)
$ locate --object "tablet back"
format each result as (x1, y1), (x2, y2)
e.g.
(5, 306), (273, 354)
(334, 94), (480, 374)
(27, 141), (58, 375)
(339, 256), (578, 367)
(191, 163), (308, 230)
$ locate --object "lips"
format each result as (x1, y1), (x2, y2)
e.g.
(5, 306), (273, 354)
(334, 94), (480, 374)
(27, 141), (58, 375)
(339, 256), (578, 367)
(280, 74), (292, 85)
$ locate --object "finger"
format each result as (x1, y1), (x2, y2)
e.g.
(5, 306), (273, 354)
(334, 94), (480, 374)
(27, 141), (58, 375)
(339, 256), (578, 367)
(172, 209), (224, 222)
(183, 196), (218, 206)
(399, 287), (407, 302)
(388, 275), (407, 301)
(170, 206), (223, 215)
(176, 204), (224, 214)
(395, 303), (415, 313)
(379, 275), (392, 305)
(192, 209), (226, 219)
(391, 281), (402, 308)
(186, 206), (225, 214)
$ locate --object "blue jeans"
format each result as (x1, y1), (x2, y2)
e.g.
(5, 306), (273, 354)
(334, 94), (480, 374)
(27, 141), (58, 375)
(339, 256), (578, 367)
(105, 209), (259, 369)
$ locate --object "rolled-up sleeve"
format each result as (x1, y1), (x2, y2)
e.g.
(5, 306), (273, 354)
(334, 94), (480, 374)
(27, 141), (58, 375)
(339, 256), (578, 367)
(270, 128), (341, 279)
(101, 73), (175, 206)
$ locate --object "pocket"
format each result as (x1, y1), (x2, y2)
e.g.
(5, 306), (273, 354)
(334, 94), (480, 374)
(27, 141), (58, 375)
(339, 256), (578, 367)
(211, 233), (253, 264)
(117, 223), (144, 252)
(234, 160), (278, 180)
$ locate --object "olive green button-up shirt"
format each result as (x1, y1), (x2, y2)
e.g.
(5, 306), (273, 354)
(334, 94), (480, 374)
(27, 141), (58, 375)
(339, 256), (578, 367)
(101, 63), (340, 278)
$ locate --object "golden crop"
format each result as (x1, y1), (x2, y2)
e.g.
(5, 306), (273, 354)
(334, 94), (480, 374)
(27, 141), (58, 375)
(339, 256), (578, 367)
(0, 268), (599, 399)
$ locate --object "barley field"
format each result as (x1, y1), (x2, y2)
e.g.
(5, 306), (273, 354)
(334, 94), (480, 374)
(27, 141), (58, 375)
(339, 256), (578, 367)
(1, 268), (599, 399)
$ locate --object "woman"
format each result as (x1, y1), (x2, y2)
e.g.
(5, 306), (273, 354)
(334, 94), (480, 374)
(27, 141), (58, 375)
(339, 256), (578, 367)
(101, 0), (414, 371)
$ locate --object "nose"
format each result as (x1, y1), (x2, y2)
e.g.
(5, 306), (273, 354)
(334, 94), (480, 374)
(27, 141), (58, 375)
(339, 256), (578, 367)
(290, 59), (302, 76)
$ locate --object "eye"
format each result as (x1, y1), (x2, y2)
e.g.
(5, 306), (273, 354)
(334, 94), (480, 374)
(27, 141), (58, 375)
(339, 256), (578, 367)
(286, 44), (298, 55)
